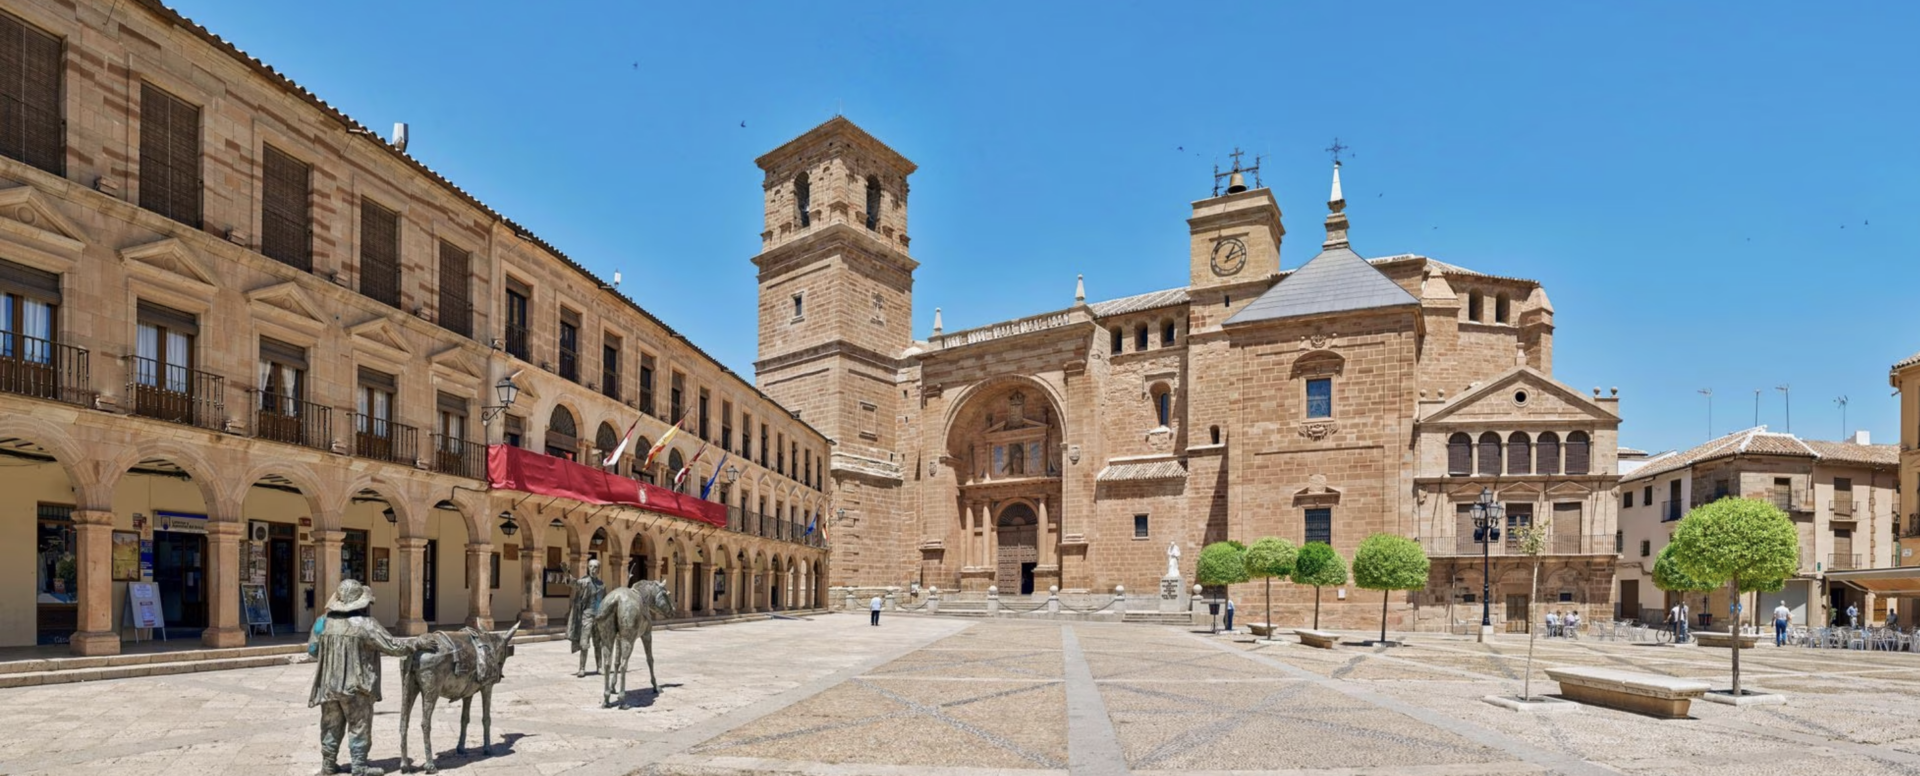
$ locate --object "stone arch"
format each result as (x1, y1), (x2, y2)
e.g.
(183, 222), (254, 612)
(0, 415), (92, 502)
(546, 403), (581, 459)
(939, 374), (1069, 446)
(237, 461), (333, 524)
(594, 421), (620, 465)
(101, 438), (224, 518)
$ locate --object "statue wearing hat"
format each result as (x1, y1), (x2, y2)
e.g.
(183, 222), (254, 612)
(567, 557), (607, 677)
(309, 579), (423, 776)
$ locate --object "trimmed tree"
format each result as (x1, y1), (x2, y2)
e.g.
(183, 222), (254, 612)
(1291, 542), (1348, 630)
(1196, 541), (1249, 633)
(1352, 534), (1431, 645)
(1509, 517), (1552, 700)
(1244, 537), (1298, 634)
(1668, 497), (1798, 697)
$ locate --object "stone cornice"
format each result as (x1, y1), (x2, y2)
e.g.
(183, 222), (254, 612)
(752, 222), (918, 277)
(756, 340), (906, 375)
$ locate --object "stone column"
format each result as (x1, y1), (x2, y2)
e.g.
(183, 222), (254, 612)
(519, 539), (547, 628)
(677, 560), (694, 617)
(69, 508), (120, 656)
(959, 501), (974, 569)
(395, 537), (428, 635)
(607, 548), (627, 591)
(466, 542), (494, 629)
(314, 529), (344, 613)
(979, 505), (993, 573)
(1039, 498), (1054, 567)
(202, 520), (246, 648)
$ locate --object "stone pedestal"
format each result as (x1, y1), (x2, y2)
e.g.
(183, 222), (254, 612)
(958, 567), (994, 593)
(1158, 574), (1187, 613)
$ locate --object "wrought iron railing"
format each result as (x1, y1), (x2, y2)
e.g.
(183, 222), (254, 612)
(350, 412), (418, 465)
(251, 390), (331, 450)
(1828, 553), (1861, 571)
(558, 344), (579, 382)
(130, 356), (223, 429)
(431, 434), (484, 479)
(504, 322), (529, 361)
(0, 334), (91, 406)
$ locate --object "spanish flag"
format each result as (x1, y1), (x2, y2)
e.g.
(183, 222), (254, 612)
(641, 409), (692, 472)
(674, 440), (710, 492)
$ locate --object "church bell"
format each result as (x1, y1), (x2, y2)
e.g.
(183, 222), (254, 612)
(1225, 171), (1248, 194)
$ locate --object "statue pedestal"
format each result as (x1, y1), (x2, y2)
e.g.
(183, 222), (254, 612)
(1158, 574), (1187, 613)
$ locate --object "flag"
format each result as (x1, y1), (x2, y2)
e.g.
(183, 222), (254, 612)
(673, 440), (710, 492)
(601, 416), (641, 468)
(641, 408), (693, 471)
(804, 514), (817, 536)
(700, 452), (731, 500)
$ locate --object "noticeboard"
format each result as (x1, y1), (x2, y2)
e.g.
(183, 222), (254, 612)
(240, 583), (272, 630)
(126, 582), (164, 629)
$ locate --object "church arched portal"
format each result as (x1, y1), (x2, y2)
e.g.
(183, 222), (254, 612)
(996, 503), (1039, 595)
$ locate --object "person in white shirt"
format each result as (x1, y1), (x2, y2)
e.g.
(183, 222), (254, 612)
(1679, 602), (1691, 642)
(869, 594), (883, 627)
(1545, 610), (1561, 638)
(1667, 603), (1683, 642)
(1565, 610), (1581, 639)
(1846, 603), (1859, 628)
(1772, 601), (1792, 646)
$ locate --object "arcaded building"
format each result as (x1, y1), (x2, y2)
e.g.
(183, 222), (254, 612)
(759, 119), (1621, 629)
(0, 0), (828, 654)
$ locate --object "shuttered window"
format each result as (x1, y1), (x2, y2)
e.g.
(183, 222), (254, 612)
(359, 200), (400, 308)
(1476, 432), (1502, 476)
(1536, 432), (1561, 475)
(0, 12), (63, 175)
(1565, 431), (1591, 475)
(260, 145), (311, 270)
(436, 240), (470, 337)
(1446, 433), (1471, 476)
(1506, 432), (1531, 476)
(138, 84), (200, 227)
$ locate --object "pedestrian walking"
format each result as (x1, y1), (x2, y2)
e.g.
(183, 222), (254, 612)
(1545, 610), (1561, 638)
(1679, 602), (1691, 643)
(1847, 603), (1859, 628)
(1566, 610), (1581, 639)
(1772, 601), (1791, 646)
(1667, 602), (1683, 643)
(1224, 598), (1236, 632)
(870, 594), (883, 626)
(309, 579), (423, 776)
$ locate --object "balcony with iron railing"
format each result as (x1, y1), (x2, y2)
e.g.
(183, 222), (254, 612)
(1661, 500), (1685, 522)
(431, 434), (485, 479)
(351, 413), (418, 466)
(1828, 553), (1861, 571)
(129, 356), (224, 430)
(250, 390), (332, 451)
(504, 322), (530, 361)
(558, 344), (579, 382)
(0, 334), (92, 407)
(1422, 534), (1615, 558)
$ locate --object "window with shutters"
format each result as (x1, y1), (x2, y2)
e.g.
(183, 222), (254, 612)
(698, 388), (710, 439)
(1447, 433), (1471, 476)
(437, 240), (470, 337)
(670, 371), (684, 423)
(1507, 432), (1531, 475)
(0, 12), (64, 176)
(1477, 432), (1502, 475)
(557, 309), (580, 382)
(503, 278), (530, 360)
(639, 353), (656, 416)
(600, 333), (620, 400)
(260, 145), (311, 270)
(1565, 431), (1591, 475)
(358, 199), (400, 306)
(1536, 431), (1561, 475)
(721, 400), (733, 451)
(139, 84), (201, 227)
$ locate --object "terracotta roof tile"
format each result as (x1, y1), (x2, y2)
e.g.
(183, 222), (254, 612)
(1624, 426), (1895, 483)
(1095, 460), (1188, 482)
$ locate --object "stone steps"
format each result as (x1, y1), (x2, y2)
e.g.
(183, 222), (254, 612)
(1122, 612), (1197, 625)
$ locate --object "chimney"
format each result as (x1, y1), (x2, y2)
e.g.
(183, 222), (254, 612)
(1850, 430), (1871, 445)
(391, 122), (409, 153)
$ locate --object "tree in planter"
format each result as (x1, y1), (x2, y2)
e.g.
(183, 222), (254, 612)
(1290, 542), (1348, 630)
(1352, 534), (1430, 645)
(1507, 517), (1552, 701)
(1243, 537), (1298, 635)
(1668, 497), (1798, 698)
(1652, 543), (1715, 641)
(1196, 542), (1249, 633)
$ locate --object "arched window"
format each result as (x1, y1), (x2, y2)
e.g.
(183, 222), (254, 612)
(1111, 327), (1123, 354)
(1566, 431), (1591, 475)
(668, 448), (686, 492)
(1467, 291), (1483, 323)
(794, 172), (811, 227)
(1507, 432), (1532, 475)
(1476, 431), (1502, 475)
(547, 406), (579, 461)
(1135, 325), (1148, 351)
(864, 176), (881, 230)
(595, 422), (619, 466)
(1210, 425), (1221, 445)
(1152, 385), (1171, 427)
(1162, 320), (1177, 347)
(1447, 433), (1472, 476)
(1536, 432), (1560, 475)
(1495, 293), (1511, 324)
(633, 437), (654, 482)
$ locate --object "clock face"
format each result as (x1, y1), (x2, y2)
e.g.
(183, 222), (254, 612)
(1211, 238), (1248, 276)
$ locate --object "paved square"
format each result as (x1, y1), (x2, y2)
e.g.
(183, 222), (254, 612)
(2, 615), (1919, 775)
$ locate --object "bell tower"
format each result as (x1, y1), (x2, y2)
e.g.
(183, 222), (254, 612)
(1188, 150), (1283, 288)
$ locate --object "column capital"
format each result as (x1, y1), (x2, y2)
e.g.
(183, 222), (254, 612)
(313, 529), (345, 544)
(72, 508), (115, 526)
(205, 521), (245, 540)
(396, 536), (429, 552)
(466, 542), (495, 554)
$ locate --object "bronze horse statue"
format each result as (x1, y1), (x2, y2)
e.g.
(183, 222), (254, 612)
(399, 623), (520, 773)
(593, 579), (674, 708)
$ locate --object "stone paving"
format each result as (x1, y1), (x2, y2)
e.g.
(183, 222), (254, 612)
(2, 614), (1920, 775)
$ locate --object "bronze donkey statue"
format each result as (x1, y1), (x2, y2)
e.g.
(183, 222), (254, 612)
(399, 623), (519, 773)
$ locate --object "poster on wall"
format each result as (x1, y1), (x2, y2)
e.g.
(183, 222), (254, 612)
(300, 544), (316, 583)
(371, 547), (390, 582)
(111, 531), (141, 581)
(246, 540), (267, 585)
(139, 540), (154, 581)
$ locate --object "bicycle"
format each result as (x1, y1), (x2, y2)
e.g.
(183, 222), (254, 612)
(1654, 623), (1674, 644)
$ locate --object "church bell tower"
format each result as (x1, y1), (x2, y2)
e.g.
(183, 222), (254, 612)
(1188, 150), (1284, 289)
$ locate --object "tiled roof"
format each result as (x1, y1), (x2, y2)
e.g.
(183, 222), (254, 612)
(1893, 351), (1920, 372)
(1624, 426), (1895, 482)
(1090, 288), (1190, 318)
(1224, 246), (1417, 325)
(1095, 460), (1188, 482)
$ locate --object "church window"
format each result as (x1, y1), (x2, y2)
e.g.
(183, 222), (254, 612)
(1111, 327), (1123, 354)
(1135, 325), (1148, 351)
(1209, 425), (1221, 445)
(1507, 432), (1532, 475)
(1304, 508), (1332, 545)
(1134, 514), (1149, 538)
(1565, 431), (1591, 475)
(1476, 432), (1502, 475)
(791, 293), (804, 320)
(1495, 293), (1511, 324)
(1305, 378), (1332, 419)
(1447, 433), (1471, 476)
(865, 176), (882, 230)
(1152, 385), (1171, 427)
(1467, 291), (1483, 322)
(794, 172), (811, 227)
(1536, 431), (1560, 475)
(1162, 320), (1176, 347)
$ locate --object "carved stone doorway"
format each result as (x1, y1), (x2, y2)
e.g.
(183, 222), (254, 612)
(997, 503), (1038, 595)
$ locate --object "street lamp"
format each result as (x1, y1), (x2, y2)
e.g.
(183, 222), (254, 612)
(497, 510), (519, 537)
(382, 507), (397, 524)
(481, 373), (522, 423)
(1469, 486), (1504, 637)
(724, 464), (740, 484)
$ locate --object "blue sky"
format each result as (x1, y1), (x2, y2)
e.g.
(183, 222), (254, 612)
(174, 1), (1919, 455)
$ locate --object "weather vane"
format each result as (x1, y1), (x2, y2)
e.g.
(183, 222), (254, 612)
(1212, 146), (1264, 196)
(1325, 137), (1350, 165)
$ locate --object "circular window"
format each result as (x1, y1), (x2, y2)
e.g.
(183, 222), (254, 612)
(1513, 389), (1530, 406)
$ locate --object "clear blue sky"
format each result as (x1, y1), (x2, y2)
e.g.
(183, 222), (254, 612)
(174, 1), (1919, 455)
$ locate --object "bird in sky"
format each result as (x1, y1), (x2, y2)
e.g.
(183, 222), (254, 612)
(1176, 146), (1184, 151)
(740, 120), (747, 128)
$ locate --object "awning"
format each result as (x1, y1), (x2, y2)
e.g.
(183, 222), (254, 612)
(1825, 566), (1920, 596)
(486, 444), (726, 528)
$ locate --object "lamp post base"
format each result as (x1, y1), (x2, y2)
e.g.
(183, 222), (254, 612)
(1478, 624), (1495, 643)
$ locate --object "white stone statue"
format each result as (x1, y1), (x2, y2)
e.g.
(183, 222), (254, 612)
(1165, 542), (1181, 578)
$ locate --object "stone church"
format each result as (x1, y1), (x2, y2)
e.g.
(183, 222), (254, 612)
(753, 118), (1621, 629)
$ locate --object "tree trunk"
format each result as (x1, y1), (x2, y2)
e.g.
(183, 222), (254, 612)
(1729, 578), (1742, 697)
(1379, 589), (1389, 643)
(1313, 586), (1322, 630)
(1265, 577), (1272, 634)
(1523, 560), (1540, 701)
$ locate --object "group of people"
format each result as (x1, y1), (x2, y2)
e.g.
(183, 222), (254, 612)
(1542, 609), (1581, 638)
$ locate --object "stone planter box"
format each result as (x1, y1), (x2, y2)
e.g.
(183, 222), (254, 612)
(1248, 623), (1278, 638)
(1546, 666), (1709, 719)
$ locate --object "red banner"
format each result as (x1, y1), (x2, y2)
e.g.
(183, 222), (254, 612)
(486, 444), (727, 528)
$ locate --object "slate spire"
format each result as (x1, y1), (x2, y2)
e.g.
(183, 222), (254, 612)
(1323, 162), (1350, 250)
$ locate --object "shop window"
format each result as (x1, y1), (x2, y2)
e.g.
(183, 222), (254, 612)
(342, 529), (369, 583)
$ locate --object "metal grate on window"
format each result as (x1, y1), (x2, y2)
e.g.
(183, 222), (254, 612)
(360, 200), (401, 308)
(138, 84), (201, 227)
(260, 145), (312, 270)
(0, 12), (65, 176)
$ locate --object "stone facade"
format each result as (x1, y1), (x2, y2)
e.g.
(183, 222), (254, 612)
(755, 120), (1621, 630)
(0, 0), (827, 654)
